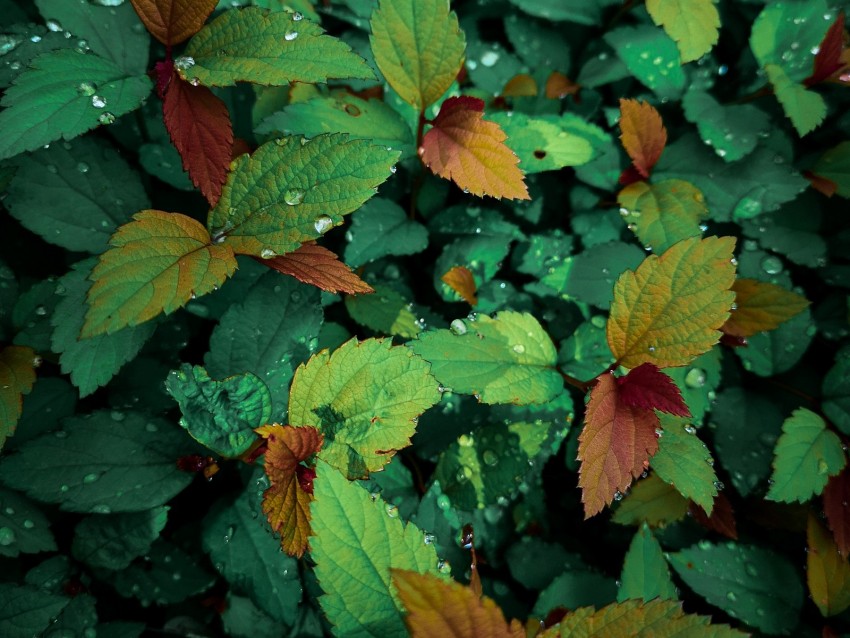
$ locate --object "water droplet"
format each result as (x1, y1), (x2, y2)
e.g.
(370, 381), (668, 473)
(111, 410), (125, 422)
(284, 30), (298, 41)
(685, 368), (707, 388)
(30, 35), (42, 43)
(77, 81), (97, 96)
(512, 344), (525, 354)
(648, 345), (656, 353)
(684, 424), (697, 435)
(76, 162), (90, 174)
(292, 11), (303, 21)
(385, 504), (398, 518)
(389, 165), (397, 174)
(726, 591), (737, 602)
(174, 55), (195, 70)
(313, 215), (333, 233)
(91, 95), (107, 108)
(482, 450), (498, 466)
(91, 504), (111, 514)
(22, 519), (34, 529)
(189, 77), (200, 86)
(480, 50), (499, 67)
(83, 472), (100, 484)
(283, 188), (305, 206)
(423, 533), (435, 545)
(437, 559), (451, 574)
(0, 526), (16, 546)
(260, 248), (277, 259)
(98, 111), (115, 125)
(760, 255), (783, 275)
(46, 18), (63, 32)
(450, 318), (467, 335)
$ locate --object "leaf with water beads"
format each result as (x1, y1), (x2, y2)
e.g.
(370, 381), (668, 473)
(651, 414), (718, 513)
(0, 346), (37, 452)
(646, 0), (720, 64)
(681, 89), (766, 163)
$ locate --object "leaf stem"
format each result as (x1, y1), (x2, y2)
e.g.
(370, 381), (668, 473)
(560, 370), (592, 394)
(408, 109), (428, 220)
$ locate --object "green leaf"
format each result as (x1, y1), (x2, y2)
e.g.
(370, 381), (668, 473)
(11, 278), (60, 353)
(257, 93), (415, 159)
(0, 488), (56, 558)
(344, 283), (422, 339)
(604, 26), (686, 99)
(618, 523), (677, 603)
(664, 348), (722, 424)
(766, 408), (846, 503)
(82, 211), (237, 337)
(740, 202), (827, 268)
(138, 142), (195, 191)
(344, 198), (428, 267)
(813, 141), (850, 198)
(165, 364), (272, 458)
(823, 351), (850, 435)
(506, 0), (608, 25)
(310, 459), (442, 637)
(71, 506), (168, 570)
(534, 571), (618, 616)
(203, 478), (302, 624)
(681, 89), (767, 163)
(765, 63), (827, 136)
(221, 596), (281, 638)
(0, 410), (193, 513)
(669, 541), (803, 635)
(646, 0), (718, 63)
(289, 338), (440, 478)
(0, 583), (70, 638)
(651, 415), (718, 512)
(12, 378), (77, 448)
(0, 49), (151, 161)
(208, 134), (398, 257)
(4, 137), (148, 253)
(559, 318), (616, 381)
(369, 0), (465, 110)
(409, 311), (561, 405)
(181, 7), (374, 87)
(612, 474), (690, 528)
(51, 259), (156, 397)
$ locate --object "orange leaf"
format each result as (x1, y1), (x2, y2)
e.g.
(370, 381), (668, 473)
(578, 373), (661, 518)
(257, 424), (323, 558)
(806, 12), (847, 86)
(262, 243), (374, 294)
(129, 0), (217, 45)
(619, 98), (667, 179)
(807, 513), (850, 617)
(824, 467), (850, 557)
(392, 570), (525, 638)
(441, 265), (478, 306)
(501, 74), (538, 97)
(163, 72), (233, 206)
(420, 96), (529, 201)
(545, 71), (580, 100)
(721, 278), (810, 338)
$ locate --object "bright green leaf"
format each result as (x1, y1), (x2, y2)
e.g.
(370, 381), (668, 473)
(765, 63), (827, 136)
(651, 414), (718, 512)
(664, 347), (722, 424)
(71, 506), (168, 570)
(344, 198), (428, 267)
(604, 26), (686, 99)
(646, 0), (719, 63)
(618, 523), (677, 603)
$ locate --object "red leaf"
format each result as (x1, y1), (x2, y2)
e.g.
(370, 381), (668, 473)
(578, 372), (661, 518)
(163, 73), (233, 206)
(618, 98), (667, 179)
(130, 0), (218, 45)
(262, 242), (374, 294)
(804, 170), (839, 197)
(441, 266), (478, 306)
(689, 492), (738, 540)
(824, 467), (850, 557)
(616, 363), (690, 417)
(806, 12), (847, 86)
(420, 96), (530, 201)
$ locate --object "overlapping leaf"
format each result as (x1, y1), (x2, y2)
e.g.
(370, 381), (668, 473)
(823, 352), (850, 435)
(129, 0), (217, 45)
(616, 364), (690, 417)
(646, 0), (719, 63)
(72, 507), (168, 570)
(681, 90), (765, 163)
(651, 415), (718, 513)
(618, 99), (667, 179)
(441, 266), (477, 306)
(262, 243), (373, 294)
(618, 179), (707, 253)
(345, 284), (422, 339)
(611, 471), (689, 528)
(82, 211), (237, 337)
(0, 346), (37, 451)
(765, 63), (827, 136)
(722, 278), (810, 338)
(807, 514), (850, 617)
(824, 468), (850, 557)
(617, 524), (677, 603)
(806, 12), (847, 86)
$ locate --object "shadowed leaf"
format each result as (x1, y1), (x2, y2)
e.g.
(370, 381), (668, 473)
(807, 513), (850, 617)
(0, 346), (37, 451)
(824, 468), (850, 557)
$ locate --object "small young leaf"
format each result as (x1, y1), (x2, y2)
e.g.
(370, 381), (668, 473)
(262, 243), (374, 294)
(807, 513), (850, 617)
(607, 236), (736, 369)
(616, 363), (690, 417)
(0, 345), (37, 451)
(441, 266), (477, 306)
(82, 211), (237, 337)
(392, 570), (524, 638)
(812, 141), (850, 198)
(722, 278), (810, 338)
(765, 63), (827, 136)
(370, 0), (465, 111)
(129, 0), (217, 45)
(611, 473), (689, 528)
(257, 424), (323, 558)
(617, 523), (677, 603)
(604, 26), (686, 99)
(645, 0), (719, 64)
(651, 415), (718, 513)
(824, 468), (850, 557)
(766, 408), (846, 503)
(618, 98), (667, 178)
(420, 97), (529, 201)
(579, 373), (660, 518)
(163, 73), (233, 206)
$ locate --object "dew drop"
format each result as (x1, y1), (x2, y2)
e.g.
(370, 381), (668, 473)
(684, 368), (707, 388)
(313, 215), (333, 233)
(292, 11), (303, 21)
(91, 95), (107, 108)
(91, 504), (111, 514)
(0, 526), (16, 546)
(174, 55), (195, 70)
(760, 255), (783, 275)
(482, 450), (498, 466)
(98, 111), (115, 125)
(77, 81), (97, 96)
(46, 18), (63, 32)
(284, 30), (298, 41)
(284, 188), (305, 206)
(512, 343), (525, 354)
(260, 248), (277, 259)
(76, 162), (90, 174)
(450, 318), (467, 335)
(480, 50), (499, 67)
(82, 472), (100, 484)
(22, 519), (35, 529)
(385, 504), (398, 518)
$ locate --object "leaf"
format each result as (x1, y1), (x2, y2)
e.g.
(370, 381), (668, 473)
(369, 0), (465, 111)
(604, 26), (686, 99)
(646, 0), (719, 63)
(203, 474), (303, 622)
(607, 236), (737, 369)
(345, 284), (423, 339)
(618, 99), (667, 178)
(344, 198), (429, 268)
(616, 363), (690, 417)
(0, 410), (193, 513)
(71, 506), (168, 570)
(182, 7), (373, 87)
(310, 459), (442, 637)
(669, 542), (803, 635)
(733, 304), (813, 378)
(289, 338), (440, 478)
(0, 345), (37, 451)
(165, 364), (272, 458)
(806, 12), (846, 86)
(618, 179), (708, 254)
(256, 424), (322, 558)
(392, 570), (524, 638)
(208, 134), (398, 257)
(807, 513), (850, 617)
(681, 89), (766, 163)
(722, 278), (810, 338)
(812, 141), (850, 198)
(617, 523), (677, 603)
(129, 0), (217, 45)
(51, 259), (156, 397)
(0, 488), (56, 558)
(579, 373), (661, 518)
(766, 408), (846, 503)
(824, 468), (850, 557)
(441, 266), (477, 306)
(690, 493), (738, 540)
(823, 352), (850, 435)
(409, 311), (561, 405)
(611, 473), (689, 527)
(263, 243), (373, 294)
(764, 63), (827, 136)
(163, 73), (233, 206)
(82, 210), (237, 337)
(4, 137), (149, 253)
(651, 415), (718, 513)
(0, 49), (151, 161)
(0, 584), (71, 638)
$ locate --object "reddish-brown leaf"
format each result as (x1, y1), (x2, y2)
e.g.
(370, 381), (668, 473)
(804, 170), (839, 197)
(619, 98), (667, 179)
(501, 74), (538, 97)
(545, 71), (580, 100)
(441, 266), (478, 306)
(420, 96), (530, 201)
(257, 424), (323, 558)
(722, 278), (810, 338)
(130, 0), (217, 45)
(578, 372), (661, 518)
(616, 363), (691, 417)
(163, 73), (233, 206)
(806, 12), (847, 86)
(824, 467), (850, 557)
(689, 492), (738, 539)
(262, 243), (374, 294)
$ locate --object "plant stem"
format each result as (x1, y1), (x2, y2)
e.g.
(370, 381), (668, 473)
(408, 109), (428, 220)
(561, 370), (592, 394)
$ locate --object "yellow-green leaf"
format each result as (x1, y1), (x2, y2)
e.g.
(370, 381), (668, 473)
(612, 474), (690, 528)
(370, 0), (466, 111)
(0, 346), (37, 451)
(807, 513), (850, 617)
(765, 63), (827, 136)
(607, 236), (736, 369)
(722, 278), (810, 338)
(82, 211), (237, 337)
(646, 0), (720, 63)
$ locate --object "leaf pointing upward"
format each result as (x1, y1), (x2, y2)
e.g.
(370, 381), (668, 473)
(619, 99), (667, 179)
